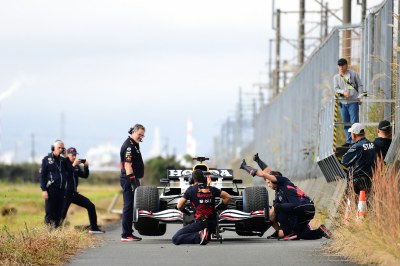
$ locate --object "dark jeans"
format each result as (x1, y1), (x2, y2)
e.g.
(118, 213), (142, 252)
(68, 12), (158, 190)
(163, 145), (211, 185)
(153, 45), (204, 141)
(121, 177), (140, 237)
(276, 202), (324, 240)
(340, 102), (359, 144)
(61, 191), (98, 229)
(44, 186), (65, 228)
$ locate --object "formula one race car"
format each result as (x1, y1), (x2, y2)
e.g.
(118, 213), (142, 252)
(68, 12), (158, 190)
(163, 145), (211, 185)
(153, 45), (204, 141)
(133, 157), (271, 242)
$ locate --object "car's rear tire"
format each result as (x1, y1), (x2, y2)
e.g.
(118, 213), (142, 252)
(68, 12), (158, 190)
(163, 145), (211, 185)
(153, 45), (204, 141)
(133, 186), (166, 236)
(235, 186), (270, 236)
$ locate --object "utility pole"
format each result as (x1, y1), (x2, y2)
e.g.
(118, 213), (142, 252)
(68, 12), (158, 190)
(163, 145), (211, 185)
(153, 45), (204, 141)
(235, 88), (243, 157)
(342, 0), (352, 60)
(298, 0), (305, 66)
(275, 9), (281, 96)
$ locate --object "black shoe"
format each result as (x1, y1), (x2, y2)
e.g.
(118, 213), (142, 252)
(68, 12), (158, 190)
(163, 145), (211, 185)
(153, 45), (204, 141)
(89, 226), (105, 234)
(267, 230), (280, 239)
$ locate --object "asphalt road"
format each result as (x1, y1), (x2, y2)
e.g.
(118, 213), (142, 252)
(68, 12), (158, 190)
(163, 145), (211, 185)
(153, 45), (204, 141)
(68, 223), (358, 266)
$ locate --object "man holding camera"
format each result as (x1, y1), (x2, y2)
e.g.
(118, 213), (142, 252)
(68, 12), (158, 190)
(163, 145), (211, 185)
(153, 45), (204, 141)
(39, 140), (71, 228)
(61, 147), (104, 234)
(333, 58), (364, 146)
(120, 124), (146, 242)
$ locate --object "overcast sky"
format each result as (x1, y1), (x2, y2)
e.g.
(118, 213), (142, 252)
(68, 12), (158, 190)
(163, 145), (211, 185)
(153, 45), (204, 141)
(0, 0), (384, 163)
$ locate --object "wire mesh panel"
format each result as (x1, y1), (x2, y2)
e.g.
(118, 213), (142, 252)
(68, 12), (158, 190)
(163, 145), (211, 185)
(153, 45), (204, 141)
(252, 31), (339, 180)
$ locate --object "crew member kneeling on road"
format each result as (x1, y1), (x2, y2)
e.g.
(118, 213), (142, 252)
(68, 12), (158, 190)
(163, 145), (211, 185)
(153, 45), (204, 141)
(61, 147), (104, 234)
(172, 169), (232, 245)
(240, 156), (332, 241)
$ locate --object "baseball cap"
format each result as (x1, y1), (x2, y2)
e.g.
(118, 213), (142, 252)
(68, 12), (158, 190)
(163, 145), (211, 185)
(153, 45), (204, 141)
(67, 147), (78, 154)
(378, 120), (391, 131)
(338, 58), (348, 66)
(348, 123), (365, 134)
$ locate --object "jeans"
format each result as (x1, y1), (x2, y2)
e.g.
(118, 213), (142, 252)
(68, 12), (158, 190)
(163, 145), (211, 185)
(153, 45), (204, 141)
(340, 102), (359, 144)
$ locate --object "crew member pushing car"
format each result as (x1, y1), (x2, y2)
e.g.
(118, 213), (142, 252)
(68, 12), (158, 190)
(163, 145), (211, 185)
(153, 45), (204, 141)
(172, 169), (232, 245)
(240, 155), (332, 240)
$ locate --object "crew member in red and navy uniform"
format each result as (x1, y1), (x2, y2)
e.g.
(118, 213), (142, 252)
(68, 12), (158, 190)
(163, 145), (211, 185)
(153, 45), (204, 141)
(61, 147), (104, 234)
(241, 157), (332, 241)
(39, 140), (72, 228)
(341, 123), (376, 195)
(120, 124), (145, 242)
(172, 169), (232, 245)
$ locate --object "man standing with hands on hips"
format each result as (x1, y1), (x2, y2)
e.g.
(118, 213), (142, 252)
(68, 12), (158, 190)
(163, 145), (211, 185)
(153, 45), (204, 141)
(120, 124), (145, 242)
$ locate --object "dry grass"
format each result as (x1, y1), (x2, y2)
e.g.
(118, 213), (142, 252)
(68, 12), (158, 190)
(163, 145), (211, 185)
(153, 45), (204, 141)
(0, 182), (121, 232)
(0, 182), (122, 265)
(0, 224), (97, 266)
(327, 160), (400, 265)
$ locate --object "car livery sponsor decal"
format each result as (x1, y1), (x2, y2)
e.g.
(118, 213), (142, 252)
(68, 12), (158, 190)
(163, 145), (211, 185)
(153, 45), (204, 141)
(167, 169), (233, 177)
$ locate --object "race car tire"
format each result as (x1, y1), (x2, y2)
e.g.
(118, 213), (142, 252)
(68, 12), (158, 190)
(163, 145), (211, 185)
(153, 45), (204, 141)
(235, 186), (269, 236)
(133, 186), (166, 236)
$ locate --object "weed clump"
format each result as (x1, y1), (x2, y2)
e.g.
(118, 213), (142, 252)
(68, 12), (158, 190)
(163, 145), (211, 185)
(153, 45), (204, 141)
(0, 224), (96, 265)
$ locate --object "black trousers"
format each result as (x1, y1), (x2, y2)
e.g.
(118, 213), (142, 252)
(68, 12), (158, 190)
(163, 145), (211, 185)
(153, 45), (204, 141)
(45, 186), (65, 228)
(172, 220), (217, 245)
(61, 191), (98, 229)
(121, 177), (140, 237)
(276, 202), (324, 240)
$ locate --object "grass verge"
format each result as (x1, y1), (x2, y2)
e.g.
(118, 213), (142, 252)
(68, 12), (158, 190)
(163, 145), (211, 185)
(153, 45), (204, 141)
(327, 160), (400, 265)
(0, 225), (96, 265)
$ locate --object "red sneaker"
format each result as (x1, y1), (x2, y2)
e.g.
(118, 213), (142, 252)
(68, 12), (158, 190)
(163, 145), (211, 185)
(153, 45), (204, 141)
(121, 234), (142, 242)
(279, 233), (299, 241)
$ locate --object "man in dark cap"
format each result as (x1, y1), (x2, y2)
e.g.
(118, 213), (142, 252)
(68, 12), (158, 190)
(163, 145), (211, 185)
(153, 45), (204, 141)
(373, 120), (392, 160)
(61, 147), (104, 234)
(333, 58), (365, 146)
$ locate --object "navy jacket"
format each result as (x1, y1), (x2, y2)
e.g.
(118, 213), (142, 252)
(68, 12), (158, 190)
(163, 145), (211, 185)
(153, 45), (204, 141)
(342, 138), (376, 179)
(66, 160), (89, 192)
(39, 153), (72, 191)
(373, 137), (392, 160)
(274, 176), (312, 205)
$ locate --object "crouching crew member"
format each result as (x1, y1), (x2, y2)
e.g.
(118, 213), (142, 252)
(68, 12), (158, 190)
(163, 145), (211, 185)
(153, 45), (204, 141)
(61, 147), (104, 234)
(172, 169), (232, 245)
(39, 140), (71, 228)
(241, 156), (332, 241)
(341, 123), (375, 195)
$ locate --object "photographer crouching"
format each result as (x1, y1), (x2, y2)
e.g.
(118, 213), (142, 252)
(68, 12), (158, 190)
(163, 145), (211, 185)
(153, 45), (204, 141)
(61, 147), (104, 234)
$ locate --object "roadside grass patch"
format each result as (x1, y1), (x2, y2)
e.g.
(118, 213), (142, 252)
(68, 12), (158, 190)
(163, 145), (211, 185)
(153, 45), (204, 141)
(0, 225), (96, 266)
(327, 161), (400, 265)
